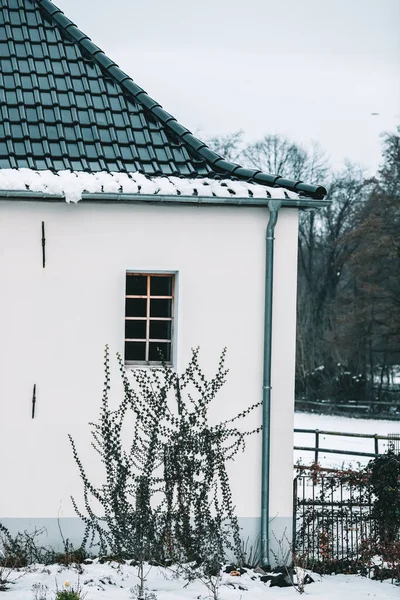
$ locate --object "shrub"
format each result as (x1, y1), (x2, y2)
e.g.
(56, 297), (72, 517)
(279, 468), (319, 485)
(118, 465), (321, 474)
(0, 524), (54, 568)
(69, 346), (260, 572)
(367, 449), (400, 544)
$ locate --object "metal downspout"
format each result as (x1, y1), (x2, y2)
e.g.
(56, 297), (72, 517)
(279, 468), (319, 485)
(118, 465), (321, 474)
(261, 199), (282, 565)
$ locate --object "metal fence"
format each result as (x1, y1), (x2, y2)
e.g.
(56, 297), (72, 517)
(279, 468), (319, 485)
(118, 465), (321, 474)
(295, 394), (400, 419)
(294, 428), (396, 464)
(292, 430), (400, 571)
(293, 471), (374, 564)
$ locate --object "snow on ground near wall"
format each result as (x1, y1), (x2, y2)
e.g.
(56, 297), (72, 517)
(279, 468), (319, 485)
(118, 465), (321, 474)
(0, 169), (299, 203)
(294, 411), (400, 469)
(3, 561), (399, 600)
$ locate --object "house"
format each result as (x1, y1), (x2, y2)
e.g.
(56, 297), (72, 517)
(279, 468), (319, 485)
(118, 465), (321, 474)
(0, 0), (327, 562)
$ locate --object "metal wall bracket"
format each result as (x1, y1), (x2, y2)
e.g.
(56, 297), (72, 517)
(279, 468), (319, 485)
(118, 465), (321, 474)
(41, 221), (46, 268)
(32, 384), (36, 418)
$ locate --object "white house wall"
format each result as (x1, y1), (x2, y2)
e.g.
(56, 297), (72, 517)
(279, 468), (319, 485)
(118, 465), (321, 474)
(0, 200), (298, 554)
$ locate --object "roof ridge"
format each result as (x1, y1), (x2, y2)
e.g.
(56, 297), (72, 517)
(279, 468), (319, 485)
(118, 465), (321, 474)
(34, 0), (327, 200)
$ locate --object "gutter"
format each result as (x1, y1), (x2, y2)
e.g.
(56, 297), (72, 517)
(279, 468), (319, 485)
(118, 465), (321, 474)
(260, 200), (282, 566)
(0, 190), (329, 209)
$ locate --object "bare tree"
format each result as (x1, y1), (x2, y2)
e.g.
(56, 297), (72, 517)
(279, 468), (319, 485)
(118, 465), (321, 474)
(204, 128), (400, 411)
(243, 135), (329, 183)
(206, 130), (245, 163)
(333, 129), (400, 404)
(296, 162), (371, 391)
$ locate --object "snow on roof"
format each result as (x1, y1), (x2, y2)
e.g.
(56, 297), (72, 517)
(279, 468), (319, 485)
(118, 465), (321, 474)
(0, 169), (299, 204)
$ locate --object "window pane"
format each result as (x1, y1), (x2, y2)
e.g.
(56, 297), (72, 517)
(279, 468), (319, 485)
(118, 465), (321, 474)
(125, 298), (147, 318)
(150, 299), (171, 318)
(150, 276), (173, 296)
(126, 274), (147, 295)
(149, 342), (171, 362)
(125, 341), (146, 361)
(149, 320), (171, 340)
(125, 320), (146, 340)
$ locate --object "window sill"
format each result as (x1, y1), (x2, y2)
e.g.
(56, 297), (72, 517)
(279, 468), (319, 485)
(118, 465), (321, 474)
(124, 361), (172, 369)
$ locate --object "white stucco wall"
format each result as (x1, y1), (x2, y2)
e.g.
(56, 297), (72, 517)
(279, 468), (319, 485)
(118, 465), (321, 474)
(0, 199), (298, 555)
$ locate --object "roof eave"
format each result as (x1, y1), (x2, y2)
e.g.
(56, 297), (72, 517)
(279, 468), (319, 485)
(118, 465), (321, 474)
(0, 190), (331, 208)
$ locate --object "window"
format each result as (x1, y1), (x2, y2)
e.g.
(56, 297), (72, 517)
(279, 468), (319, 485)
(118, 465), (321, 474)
(125, 273), (174, 365)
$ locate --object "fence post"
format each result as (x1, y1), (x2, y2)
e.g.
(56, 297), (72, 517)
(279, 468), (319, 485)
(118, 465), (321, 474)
(315, 430), (320, 463)
(374, 434), (379, 456)
(292, 476), (298, 553)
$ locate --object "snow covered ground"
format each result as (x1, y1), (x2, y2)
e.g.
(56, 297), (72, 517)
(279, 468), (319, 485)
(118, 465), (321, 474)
(2, 413), (399, 598)
(2, 560), (399, 600)
(294, 412), (400, 469)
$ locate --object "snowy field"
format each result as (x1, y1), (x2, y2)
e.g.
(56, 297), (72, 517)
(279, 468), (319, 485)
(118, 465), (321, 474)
(2, 560), (399, 600)
(294, 411), (400, 469)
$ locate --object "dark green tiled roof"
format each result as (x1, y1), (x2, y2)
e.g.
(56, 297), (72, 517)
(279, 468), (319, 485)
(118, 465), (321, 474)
(0, 0), (327, 199)
(0, 0), (211, 176)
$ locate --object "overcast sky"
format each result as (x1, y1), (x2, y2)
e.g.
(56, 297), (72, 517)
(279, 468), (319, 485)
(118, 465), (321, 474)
(55, 0), (400, 176)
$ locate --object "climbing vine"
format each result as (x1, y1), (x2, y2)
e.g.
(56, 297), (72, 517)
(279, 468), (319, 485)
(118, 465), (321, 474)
(69, 346), (261, 572)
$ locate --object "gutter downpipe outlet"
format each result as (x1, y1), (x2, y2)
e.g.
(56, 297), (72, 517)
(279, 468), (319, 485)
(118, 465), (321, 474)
(261, 199), (282, 566)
